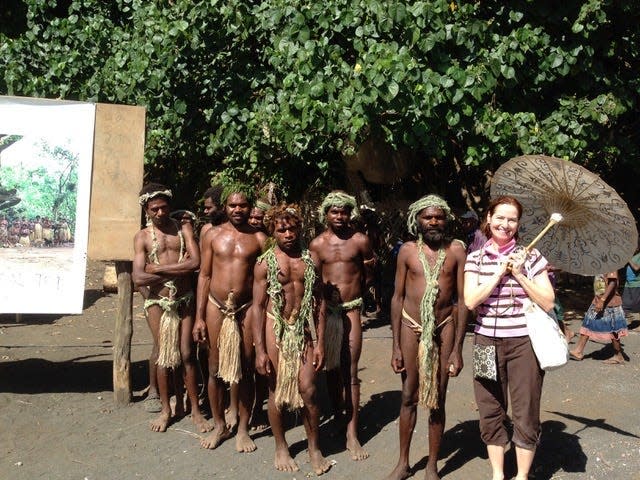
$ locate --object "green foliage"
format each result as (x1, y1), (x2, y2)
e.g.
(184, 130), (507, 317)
(1, 140), (78, 221)
(1, 0), (638, 207)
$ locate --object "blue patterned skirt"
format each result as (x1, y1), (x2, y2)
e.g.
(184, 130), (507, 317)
(580, 303), (628, 342)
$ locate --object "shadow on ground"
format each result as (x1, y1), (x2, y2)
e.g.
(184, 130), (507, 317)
(0, 289), (104, 325)
(0, 356), (149, 394)
(433, 418), (588, 479)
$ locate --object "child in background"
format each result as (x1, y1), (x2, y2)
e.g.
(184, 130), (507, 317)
(570, 271), (628, 364)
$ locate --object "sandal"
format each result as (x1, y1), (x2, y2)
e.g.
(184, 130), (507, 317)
(144, 393), (162, 413)
(569, 351), (583, 361)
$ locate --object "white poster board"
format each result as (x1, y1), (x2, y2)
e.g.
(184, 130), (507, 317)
(0, 97), (95, 313)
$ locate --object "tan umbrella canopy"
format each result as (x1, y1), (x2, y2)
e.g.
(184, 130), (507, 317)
(490, 154), (638, 276)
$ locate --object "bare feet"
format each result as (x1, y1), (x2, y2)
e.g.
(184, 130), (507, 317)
(309, 448), (333, 476)
(200, 427), (232, 449)
(425, 465), (440, 480)
(235, 430), (257, 453)
(225, 407), (238, 431)
(191, 412), (213, 433)
(603, 355), (625, 365)
(274, 447), (299, 472)
(384, 464), (411, 480)
(150, 411), (171, 432)
(569, 350), (583, 361)
(346, 432), (369, 461)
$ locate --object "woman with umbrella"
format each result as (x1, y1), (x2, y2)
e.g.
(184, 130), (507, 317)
(464, 195), (555, 480)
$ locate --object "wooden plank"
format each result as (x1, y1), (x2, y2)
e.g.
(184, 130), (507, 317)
(113, 260), (133, 405)
(88, 103), (145, 261)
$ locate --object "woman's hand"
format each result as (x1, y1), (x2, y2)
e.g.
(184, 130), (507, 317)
(507, 248), (527, 276)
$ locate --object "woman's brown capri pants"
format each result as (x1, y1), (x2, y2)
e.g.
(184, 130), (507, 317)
(473, 334), (544, 450)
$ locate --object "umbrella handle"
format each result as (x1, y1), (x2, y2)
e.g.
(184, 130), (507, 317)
(525, 216), (562, 253)
(506, 214), (563, 273)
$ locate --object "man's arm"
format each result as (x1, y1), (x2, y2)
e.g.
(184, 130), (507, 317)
(311, 249), (326, 371)
(390, 244), (409, 373)
(448, 242), (469, 377)
(251, 260), (270, 375)
(256, 230), (268, 252)
(359, 233), (376, 288)
(193, 230), (214, 343)
(146, 222), (201, 276)
(308, 236), (322, 261)
(132, 231), (166, 289)
(199, 223), (213, 252)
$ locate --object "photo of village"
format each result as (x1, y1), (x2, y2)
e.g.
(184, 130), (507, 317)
(0, 101), (95, 314)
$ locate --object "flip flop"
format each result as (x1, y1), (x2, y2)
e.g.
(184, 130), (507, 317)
(144, 394), (162, 413)
(603, 358), (624, 365)
(569, 352), (583, 361)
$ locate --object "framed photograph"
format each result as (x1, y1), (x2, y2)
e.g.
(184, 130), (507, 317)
(0, 97), (95, 314)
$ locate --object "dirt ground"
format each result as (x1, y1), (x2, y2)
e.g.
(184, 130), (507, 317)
(1, 261), (640, 480)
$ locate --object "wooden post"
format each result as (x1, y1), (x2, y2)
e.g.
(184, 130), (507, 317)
(113, 260), (133, 405)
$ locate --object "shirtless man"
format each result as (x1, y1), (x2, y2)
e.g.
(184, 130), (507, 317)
(224, 193), (268, 420)
(385, 195), (468, 480)
(252, 204), (332, 475)
(248, 198), (270, 233)
(245, 196), (272, 429)
(199, 184), (226, 248)
(309, 190), (374, 461)
(193, 184), (267, 452)
(132, 183), (210, 434)
(194, 184), (225, 412)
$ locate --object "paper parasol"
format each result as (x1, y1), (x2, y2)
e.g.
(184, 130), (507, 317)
(490, 154), (638, 275)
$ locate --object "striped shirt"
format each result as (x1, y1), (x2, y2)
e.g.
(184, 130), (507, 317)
(465, 239), (548, 338)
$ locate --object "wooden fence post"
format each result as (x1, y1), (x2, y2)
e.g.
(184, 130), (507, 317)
(113, 260), (133, 405)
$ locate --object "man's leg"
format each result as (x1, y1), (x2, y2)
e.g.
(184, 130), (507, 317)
(245, 303), (267, 430)
(201, 303), (232, 448)
(299, 343), (332, 476)
(146, 306), (172, 432)
(343, 309), (368, 460)
(180, 310), (212, 432)
(251, 373), (269, 430)
(265, 322), (298, 472)
(235, 312), (257, 452)
(385, 321), (419, 480)
(144, 311), (161, 413)
(172, 366), (185, 417)
(225, 383), (239, 430)
(425, 321), (456, 480)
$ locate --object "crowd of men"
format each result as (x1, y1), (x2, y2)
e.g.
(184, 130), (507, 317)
(131, 181), (469, 479)
(0, 215), (73, 248)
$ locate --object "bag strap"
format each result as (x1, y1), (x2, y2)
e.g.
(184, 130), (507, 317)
(477, 247), (498, 341)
